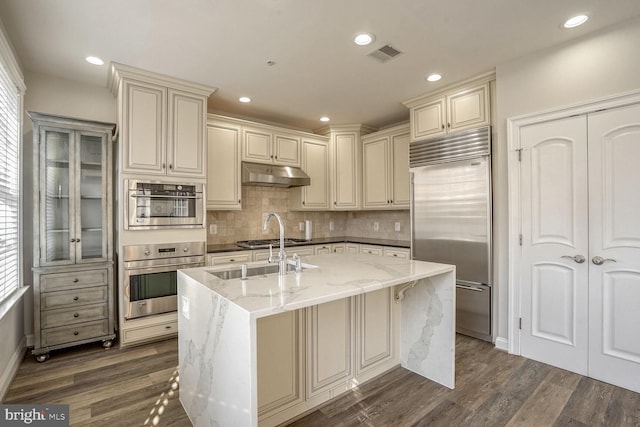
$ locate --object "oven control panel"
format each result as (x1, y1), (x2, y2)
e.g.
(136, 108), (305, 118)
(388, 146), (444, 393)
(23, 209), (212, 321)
(123, 241), (206, 262)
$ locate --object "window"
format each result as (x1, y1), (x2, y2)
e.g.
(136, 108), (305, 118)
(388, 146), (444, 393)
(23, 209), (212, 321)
(0, 59), (21, 303)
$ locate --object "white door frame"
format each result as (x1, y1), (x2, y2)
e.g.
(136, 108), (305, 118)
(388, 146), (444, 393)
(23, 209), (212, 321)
(506, 88), (640, 355)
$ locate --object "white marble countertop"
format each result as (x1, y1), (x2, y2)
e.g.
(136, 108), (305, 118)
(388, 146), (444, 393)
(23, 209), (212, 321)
(178, 253), (455, 319)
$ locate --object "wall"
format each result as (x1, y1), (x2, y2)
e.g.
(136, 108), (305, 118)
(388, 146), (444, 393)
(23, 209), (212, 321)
(206, 186), (410, 244)
(493, 16), (640, 343)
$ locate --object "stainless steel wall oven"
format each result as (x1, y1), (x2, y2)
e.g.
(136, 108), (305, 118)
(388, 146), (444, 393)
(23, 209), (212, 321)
(123, 241), (205, 319)
(125, 179), (204, 229)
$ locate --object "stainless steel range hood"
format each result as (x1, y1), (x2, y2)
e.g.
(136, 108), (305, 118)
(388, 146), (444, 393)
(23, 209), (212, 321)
(241, 161), (310, 187)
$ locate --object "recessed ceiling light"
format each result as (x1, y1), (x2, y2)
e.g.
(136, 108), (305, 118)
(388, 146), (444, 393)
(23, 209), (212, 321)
(563, 14), (588, 28)
(238, 97), (251, 103)
(426, 73), (442, 82)
(85, 56), (104, 66)
(354, 33), (375, 46)
(320, 116), (330, 122)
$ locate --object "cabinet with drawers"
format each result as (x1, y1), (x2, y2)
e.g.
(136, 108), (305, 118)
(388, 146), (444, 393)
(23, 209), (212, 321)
(30, 112), (116, 362)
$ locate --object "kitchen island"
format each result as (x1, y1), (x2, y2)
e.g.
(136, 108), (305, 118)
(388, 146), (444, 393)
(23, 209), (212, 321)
(177, 253), (455, 426)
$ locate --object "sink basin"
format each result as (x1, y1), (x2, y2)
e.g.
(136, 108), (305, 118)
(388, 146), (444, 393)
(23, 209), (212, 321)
(208, 262), (314, 280)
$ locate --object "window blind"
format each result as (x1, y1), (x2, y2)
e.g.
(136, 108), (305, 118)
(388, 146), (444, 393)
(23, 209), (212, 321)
(0, 62), (20, 303)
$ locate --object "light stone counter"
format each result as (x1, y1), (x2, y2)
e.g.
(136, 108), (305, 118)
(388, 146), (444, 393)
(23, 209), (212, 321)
(178, 253), (455, 426)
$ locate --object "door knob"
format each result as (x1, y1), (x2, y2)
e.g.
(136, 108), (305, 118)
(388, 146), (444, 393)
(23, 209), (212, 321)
(592, 256), (616, 265)
(561, 255), (586, 264)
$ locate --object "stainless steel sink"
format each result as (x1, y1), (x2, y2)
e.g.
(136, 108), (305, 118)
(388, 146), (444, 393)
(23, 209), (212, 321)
(208, 262), (313, 280)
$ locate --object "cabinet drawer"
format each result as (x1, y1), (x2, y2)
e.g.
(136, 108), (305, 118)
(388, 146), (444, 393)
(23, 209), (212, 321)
(360, 245), (383, 256)
(41, 286), (108, 310)
(383, 247), (410, 259)
(41, 303), (108, 329)
(207, 251), (252, 266)
(122, 321), (178, 343)
(40, 269), (108, 292)
(41, 319), (110, 347)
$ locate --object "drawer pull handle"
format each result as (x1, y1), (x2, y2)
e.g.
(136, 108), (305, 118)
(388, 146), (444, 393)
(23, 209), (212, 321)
(229, 259), (235, 262)
(165, 325), (172, 330)
(73, 313), (79, 318)
(73, 278), (79, 283)
(73, 331), (79, 336)
(73, 296), (79, 301)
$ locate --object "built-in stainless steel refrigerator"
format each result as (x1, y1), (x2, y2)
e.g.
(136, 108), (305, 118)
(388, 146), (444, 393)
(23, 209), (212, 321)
(410, 126), (492, 341)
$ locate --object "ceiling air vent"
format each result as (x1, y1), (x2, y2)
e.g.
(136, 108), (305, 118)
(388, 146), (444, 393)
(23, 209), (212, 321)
(367, 45), (403, 63)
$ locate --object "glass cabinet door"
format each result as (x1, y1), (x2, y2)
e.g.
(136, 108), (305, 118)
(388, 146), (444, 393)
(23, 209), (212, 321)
(40, 128), (74, 264)
(76, 132), (107, 261)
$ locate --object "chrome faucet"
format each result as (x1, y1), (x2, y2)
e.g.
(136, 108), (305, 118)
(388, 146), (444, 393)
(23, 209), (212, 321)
(263, 212), (287, 275)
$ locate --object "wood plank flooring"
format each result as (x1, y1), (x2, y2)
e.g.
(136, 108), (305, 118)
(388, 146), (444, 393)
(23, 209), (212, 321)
(3, 335), (639, 426)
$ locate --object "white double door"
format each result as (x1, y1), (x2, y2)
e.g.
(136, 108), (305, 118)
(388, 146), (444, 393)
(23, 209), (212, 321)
(519, 102), (640, 393)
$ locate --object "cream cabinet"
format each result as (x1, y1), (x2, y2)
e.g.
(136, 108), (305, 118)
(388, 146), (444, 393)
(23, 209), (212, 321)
(243, 126), (301, 167)
(108, 62), (215, 178)
(360, 245), (384, 256)
(306, 297), (354, 397)
(207, 251), (253, 266)
(206, 119), (242, 210)
(314, 243), (345, 254)
(258, 311), (305, 419)
(29, 112), (116, 361)
(404, 73), (494, 142)
(383, 246), (411, 259)
(345, 243), (360, 253)
(362, 124), (410, 209)
(290, 137), (330, 210)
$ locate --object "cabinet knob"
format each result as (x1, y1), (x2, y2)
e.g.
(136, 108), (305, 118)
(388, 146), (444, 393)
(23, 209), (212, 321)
(238, 199), (241, 204)
(73, 278), (79, 283)
(73, 296), (79, 301)
(447, 122), (451, 128)
(441, 124), (445, 130)
(169, 163), (173, 170)
(270, 155), (274, 159)
(230, 259), (235, 262)
(73, 331), (79, 336)
(73, 313), (79, 318)
(165, 325), (172, 330)
(302, 201), (305, 205)
(162, 163), (166, 169)
(334, 201), (337, 205)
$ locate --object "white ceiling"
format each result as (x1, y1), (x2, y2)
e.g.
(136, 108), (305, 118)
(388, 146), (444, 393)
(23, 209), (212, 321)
(1, 0), (640, 131)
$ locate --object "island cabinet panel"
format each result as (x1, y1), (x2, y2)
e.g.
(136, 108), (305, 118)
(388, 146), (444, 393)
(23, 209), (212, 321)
(306, 298), (354, 397)
(355, 288), (398, 379)
(257, 311), (305, 418)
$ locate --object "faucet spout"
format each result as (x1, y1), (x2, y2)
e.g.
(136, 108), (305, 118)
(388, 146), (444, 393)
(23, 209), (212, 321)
(263, 212), (286, 275)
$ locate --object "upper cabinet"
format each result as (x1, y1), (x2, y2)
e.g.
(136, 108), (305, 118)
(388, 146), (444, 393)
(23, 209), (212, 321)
(206, 117), (242, 210)
(362, 123), (410, 210)
(290, 136), (330, 210)
(403, 72), (495, 142)
(108, 62), (217, 179)
(243, 126), (301, 167)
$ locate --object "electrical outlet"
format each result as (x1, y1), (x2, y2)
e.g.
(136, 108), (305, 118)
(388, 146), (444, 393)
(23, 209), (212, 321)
(209, 224), (217, 235)
(299, 222), (305, 231)
(395, 221), (401, 232)
(373, 222), (379, 232)
(329, 221), (335, 231)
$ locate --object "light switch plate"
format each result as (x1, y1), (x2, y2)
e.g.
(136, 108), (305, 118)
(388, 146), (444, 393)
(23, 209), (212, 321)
(373, 222), (379, 232)
(209, 224), (217, 235)
(329, 221), (334, 231)
(395, 222), (401, 232)
(299, 222), (305, 231)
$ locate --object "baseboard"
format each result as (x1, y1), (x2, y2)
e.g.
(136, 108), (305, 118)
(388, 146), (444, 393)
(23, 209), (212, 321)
(494, 336), (509, 353)
(0, 335), (27, 401)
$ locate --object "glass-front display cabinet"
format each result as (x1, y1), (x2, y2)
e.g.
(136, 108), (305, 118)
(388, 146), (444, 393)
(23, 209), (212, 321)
(29, 111), (116, 361)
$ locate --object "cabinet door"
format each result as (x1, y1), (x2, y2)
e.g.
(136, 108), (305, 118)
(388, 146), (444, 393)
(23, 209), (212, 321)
(447, 83), (489, 133)
(243, 127), (273, 163)
(75, 131), (110, 262)
(345, 243), (360, 253)
(356, 288), (394, 375)
(362, 136), (390, 209)
(390, 132), (410, 208)
(206, 123), (241, 209)
(307, 298), (354, 397)
(167, 89), (206, 177)
(314, 245), (331, 255)
(39, 127), (75, 266)
(360, 245), (383, 256)
(333, 133), (360, 209)
(258, 311), (305, 416)
(274, 134), (300, 166)
(300, 138), (329, 209)
(411, 98), (446, 141)
(121, 80), (166, 174)
(331, 244), (346, 254)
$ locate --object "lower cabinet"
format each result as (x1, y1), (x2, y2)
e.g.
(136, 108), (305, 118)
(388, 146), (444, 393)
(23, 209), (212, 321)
(206, 250), (252, 266)
(258, 288), (398, 425)
(314, 243), (345, 254)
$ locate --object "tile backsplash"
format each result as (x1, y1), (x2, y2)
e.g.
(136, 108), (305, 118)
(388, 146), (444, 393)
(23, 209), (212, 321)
(206, 186), (410, 244)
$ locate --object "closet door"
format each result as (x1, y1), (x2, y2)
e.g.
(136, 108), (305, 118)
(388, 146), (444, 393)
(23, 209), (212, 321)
(519, 116), (589, 374)
(587, 103), (640, 393)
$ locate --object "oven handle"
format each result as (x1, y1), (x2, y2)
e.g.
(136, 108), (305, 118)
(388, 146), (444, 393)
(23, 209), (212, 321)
(124, 262), (205, 276)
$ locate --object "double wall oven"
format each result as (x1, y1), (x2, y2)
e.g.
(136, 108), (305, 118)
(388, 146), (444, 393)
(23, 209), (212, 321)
(123, 241), (205, 319)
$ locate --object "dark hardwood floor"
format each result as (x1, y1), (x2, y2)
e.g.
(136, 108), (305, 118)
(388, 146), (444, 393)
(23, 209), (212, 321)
(3, 335), (639, 426)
